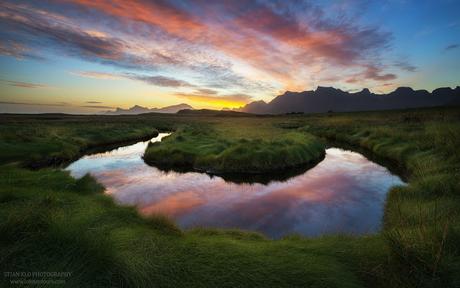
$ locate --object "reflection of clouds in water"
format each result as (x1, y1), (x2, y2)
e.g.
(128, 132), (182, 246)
(66, 139), (405, 238)
(141, 190), (206, 217)
(66, 133), (170, 178)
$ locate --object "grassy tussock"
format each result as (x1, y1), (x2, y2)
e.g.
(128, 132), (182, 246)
(144, 125), (325, 174)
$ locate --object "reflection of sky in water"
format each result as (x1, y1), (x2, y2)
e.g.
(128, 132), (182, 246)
(66, 133), (405, 238)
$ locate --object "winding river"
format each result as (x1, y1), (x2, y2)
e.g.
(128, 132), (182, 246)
(66, 133), (404, 238)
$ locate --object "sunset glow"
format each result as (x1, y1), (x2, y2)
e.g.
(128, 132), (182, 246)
(1, 0), (459, 113)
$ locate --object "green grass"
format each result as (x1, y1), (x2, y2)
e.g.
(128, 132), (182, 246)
(144, 122), (325, 174)
(0, 107), (459, 287)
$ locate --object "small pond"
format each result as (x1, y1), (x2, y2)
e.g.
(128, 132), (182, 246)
(66, 133), (405, 238)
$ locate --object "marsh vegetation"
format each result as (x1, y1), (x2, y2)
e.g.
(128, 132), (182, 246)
(0, 107), (459, 287)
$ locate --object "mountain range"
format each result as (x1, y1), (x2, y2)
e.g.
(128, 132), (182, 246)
(104, 86), (460, 115)
(239, 86), (460, 114)
(105, 103), (193, 115)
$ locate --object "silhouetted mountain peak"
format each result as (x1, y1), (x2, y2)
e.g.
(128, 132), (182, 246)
(280, 91), (299, 97)
(433, 87), (453, 93)
(393, 87), (414, 93)
(252, 100), (267, 104)
(316, 86), (340, 93)
(106, 103), (193, 115)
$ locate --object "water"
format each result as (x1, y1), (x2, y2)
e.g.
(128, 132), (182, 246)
(66, 133), (405, 238)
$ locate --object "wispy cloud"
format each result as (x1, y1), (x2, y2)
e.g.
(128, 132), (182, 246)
(71, 71), (121, 80)
(126, 74), (195, 88)
(80, 105), (114, 109)
(195, 88), (219, 95)
(394, 60), (417, 72)
(1, 80), (50, 89)
(0, 41), (45, 60)
(346, 65), (396, 83)
(73, 70), (197, 89)
(445, 44), (459, 51)
(0, 101), (67, 106)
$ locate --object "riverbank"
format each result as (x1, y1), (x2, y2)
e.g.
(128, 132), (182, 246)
(0, 107), (459, 287)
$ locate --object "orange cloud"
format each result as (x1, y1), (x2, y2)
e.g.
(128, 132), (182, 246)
(141, 191), (205, 217)
(71, 71), (121, 80)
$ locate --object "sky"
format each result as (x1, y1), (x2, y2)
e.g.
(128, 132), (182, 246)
(0, 0), (459, 114)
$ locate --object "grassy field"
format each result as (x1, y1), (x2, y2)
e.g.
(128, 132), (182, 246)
(0, 107), (459, 287)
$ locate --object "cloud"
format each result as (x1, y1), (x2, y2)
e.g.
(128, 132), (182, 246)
(71, 70), (198, 88)
(0, 101), (67, 106)
(195, 88), (218, 95)
(1, 80), (49, 88)
(0, 0), (399, 95)
(85, 101), (102, 104)
(364, 66), (397, 81)
(0, 1), (256, 92)
(125, 74), (195, 88)
(81, 105), (115, 109)
(0, 2), (125, 60)
(394, 60), (417, 72)
(346, 66), (396, 83)
(74, 0), (393, 88)
(0, 2), (167, 71)
(445, 44), (459, 51)
(0, 40), (45, 60)
(71, 71), (121, 80)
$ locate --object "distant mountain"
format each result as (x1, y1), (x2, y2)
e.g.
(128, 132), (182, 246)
(239, 86), (460, 114)
(106, 103), (193, 115)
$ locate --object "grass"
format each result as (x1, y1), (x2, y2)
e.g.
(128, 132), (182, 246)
(144, 121), (325, 174)
(0, 107), (459, 287)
